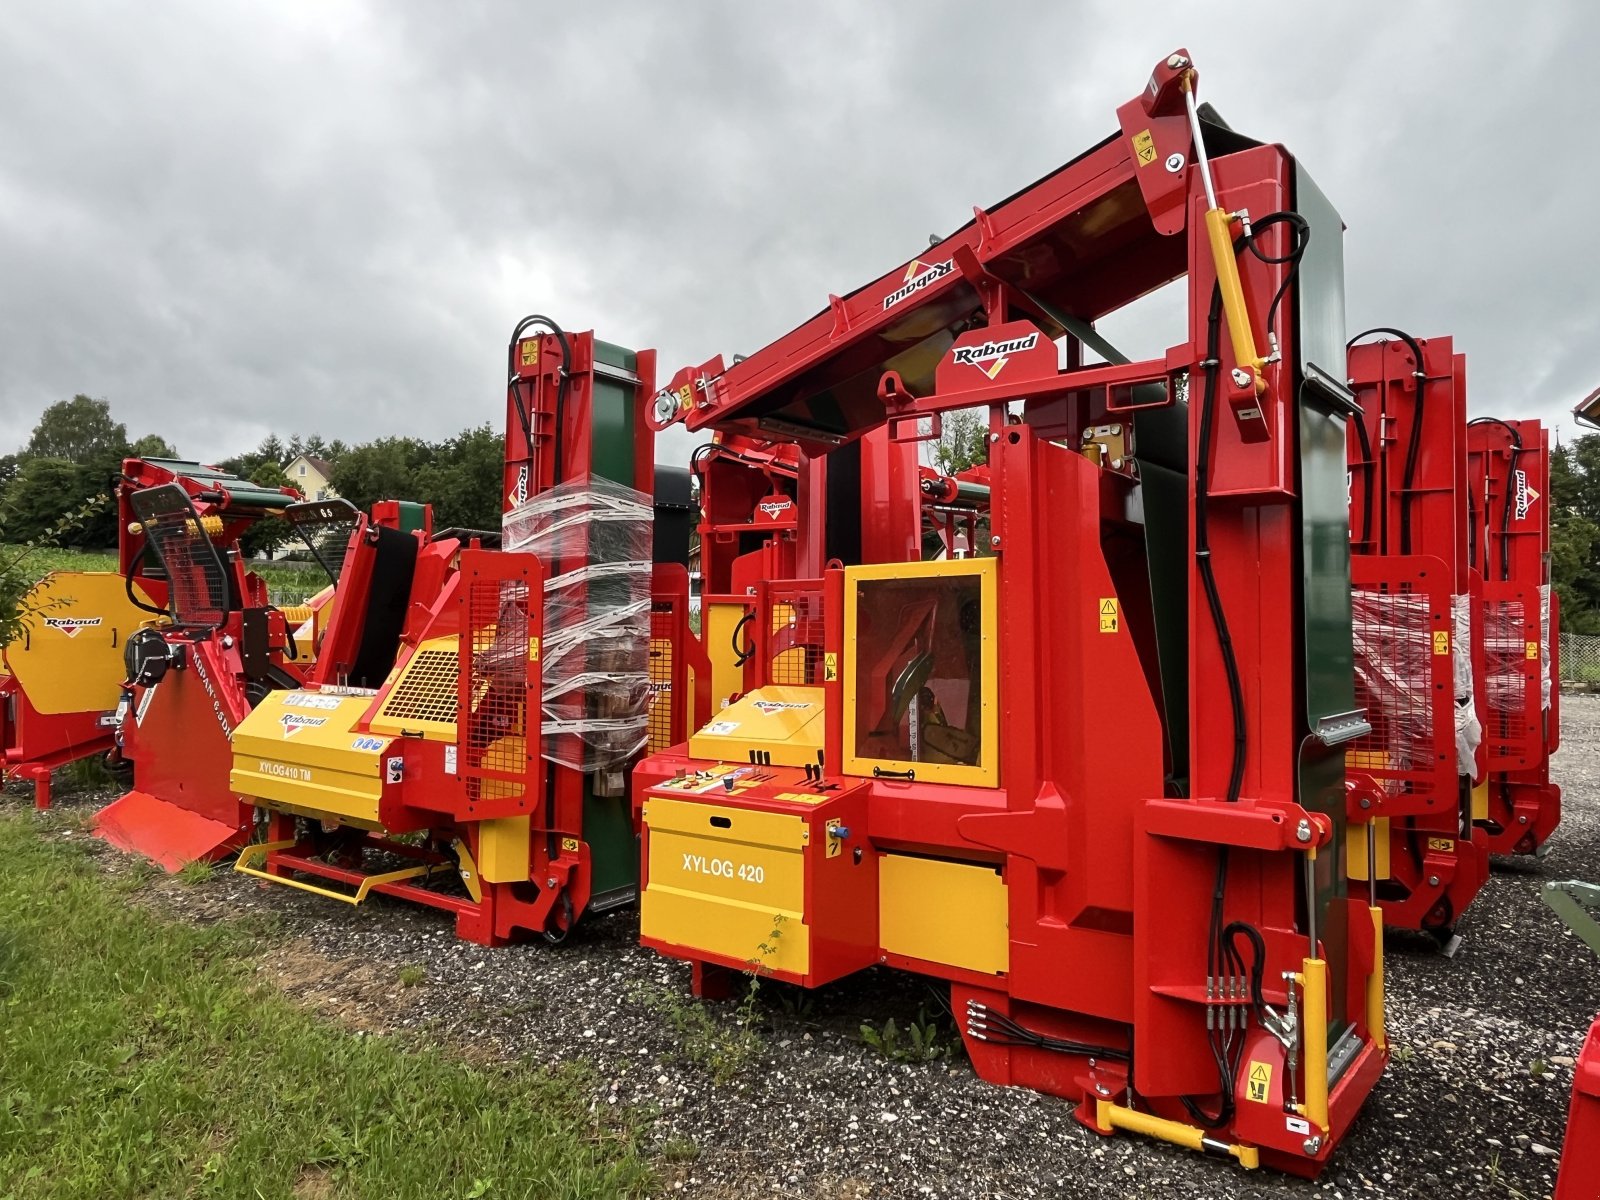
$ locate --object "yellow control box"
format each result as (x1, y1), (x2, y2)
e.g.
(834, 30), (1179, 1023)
(230, 691), (392, 825)
(687, 685), (825, 767)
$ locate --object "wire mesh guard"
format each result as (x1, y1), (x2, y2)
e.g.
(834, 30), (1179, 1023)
(1349, 584), (1443, 796)
(284, 499), (362, 584)
(503, 477), (653, 772)
(1483, 594), (1537, 765)
(647, 601), (678, 754)
(461, 573), (535, 784)
(129, 484), (230, 628)
(764, 583), (826, 687)
(376, 648), (460, 725)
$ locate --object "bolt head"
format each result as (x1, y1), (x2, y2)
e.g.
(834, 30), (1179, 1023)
(989, 433), (1001, 443)
(650, 392), (679, 425)
(1359, 797), (1372, 809)
(1427, 875), (1440, 888)
(1518, 815), (1529, 824)
(545, 877), (557, 888)
(1167, 53), (1189, 69)
(1303, 1136), (1323, 1155)
(1295, 818), (1313, 843)
(1231, 367), (1251, 387)
(989, 535), (1002, 548)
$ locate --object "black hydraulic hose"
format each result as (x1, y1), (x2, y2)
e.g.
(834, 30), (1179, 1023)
(731, 611), (756, 667)
(507, 314), (573, 484)
(1347, 328), (1427, 554)
(1467, 417), (1524, 582)
(1351, 405), (1377, 554)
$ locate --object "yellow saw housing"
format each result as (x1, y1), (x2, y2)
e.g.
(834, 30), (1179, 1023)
(4, 572), (163, 714)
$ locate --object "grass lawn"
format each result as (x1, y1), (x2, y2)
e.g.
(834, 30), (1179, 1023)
(0, 812), (651, 1199)
(12, 546), (328, 606)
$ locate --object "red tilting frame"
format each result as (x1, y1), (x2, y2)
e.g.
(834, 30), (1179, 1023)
(639, 51), (1385, 1175)
(1344, 336), (1489, 935)
(1466, 418), (1559, 856)
(94, 460), (304, 869)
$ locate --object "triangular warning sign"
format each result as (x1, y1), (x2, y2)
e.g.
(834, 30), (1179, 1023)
(1100, 599), (1117, 615)
(1249, 1062), (1270, 1083)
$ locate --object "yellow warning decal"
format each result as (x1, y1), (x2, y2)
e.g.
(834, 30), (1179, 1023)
(520, 340), (538, 366)
(1132, 129), (1157, 167)
(1246, 1060), (1272, 1104)
(1526, 641), (1540, 660)
(824, 652), (838, 682)
(1432, 630), (1450, 656)
(561, 836), (580, 853)
(1426, 837), (1455, 852)
(1098, 597), (1120, 634)
(530, 636), (541, 662)
(676, 384), (693, 409)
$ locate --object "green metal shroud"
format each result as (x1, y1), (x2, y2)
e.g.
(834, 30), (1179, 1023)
(580, 339), (644, 905)
(1293, 162), (1362, 1029)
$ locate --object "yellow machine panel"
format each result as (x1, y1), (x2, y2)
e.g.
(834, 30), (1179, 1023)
(367, 636), (461, 742)
(4, 572), (163, 714)
(687, 685), (825, 767)
(477, 816), (531, 883)
(230, 691), (392, 824)
(879, 854), (1009, 976)
(1346, 816), (1393, 882)
(1470, 779), (1489, 822)
(640, 794), (811, 975)
(842, 558), (999, 788)
(702, 602), (749, 713)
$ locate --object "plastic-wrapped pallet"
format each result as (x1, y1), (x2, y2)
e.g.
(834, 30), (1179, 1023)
(1541, 583), (1553, 712)
(1351, 588), (1434, 786)
(1452, 594), (1483, 779)
(503, 477), (654, 777)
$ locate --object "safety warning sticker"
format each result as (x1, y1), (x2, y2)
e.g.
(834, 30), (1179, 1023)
(1098, 597), (1119, 634)
(1246, 1060), (1272, 1104)
(1432, 630), (1450, 656)
(1132, 129), (1157, 167)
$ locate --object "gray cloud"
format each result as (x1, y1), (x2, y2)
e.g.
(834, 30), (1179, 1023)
(3, 1), (1597, 465)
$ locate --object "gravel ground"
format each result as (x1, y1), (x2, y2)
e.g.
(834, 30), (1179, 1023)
(15, 698), (1600, 1199)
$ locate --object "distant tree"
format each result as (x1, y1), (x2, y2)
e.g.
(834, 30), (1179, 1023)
(930, 408), (988, 477)
(330, 437), (436, 515)
(23, 395), (129, 465)
(0, 458), (109, 547)
(416, 425), (504, 531)
(129, 433), (177, 459)
(1550, 437), (1600, 633)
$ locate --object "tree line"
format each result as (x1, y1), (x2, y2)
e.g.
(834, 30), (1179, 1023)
(5, 393), (1600, 636)
(0, 395), (506, 555)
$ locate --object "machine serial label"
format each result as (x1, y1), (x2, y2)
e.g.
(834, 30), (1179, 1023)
(1098, 597), (1119, 633)
(681, 853), (765, 884)
(1245, 1060), (1272, 1104)
(284, 693), (343, 711)
(258, 760), (311, 782)
(1432, 630), (1450, 656)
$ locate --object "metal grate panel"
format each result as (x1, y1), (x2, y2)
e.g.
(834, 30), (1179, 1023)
(763, 583), (826, 687)
(647, 601), (676, 753)
(376, 647), (459, 726)
(284, 499), (362, 584)
(453, 551), (541, 819)
(1348, 558), (1455, 807)
(1483, 584), (1541, 769)
(129, 484), (230, 628)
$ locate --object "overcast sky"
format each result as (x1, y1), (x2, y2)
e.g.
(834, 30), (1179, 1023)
(4, 2), (1598, 467)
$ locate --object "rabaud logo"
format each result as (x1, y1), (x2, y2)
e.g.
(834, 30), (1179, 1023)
(279, 713), (328, 737)
(950, 333), (1040, 380)
(43, 616), (103, 638)
(1514, 468), (1540, 522)
(757, 498), (793, 519)
(883, 259), (953, 310)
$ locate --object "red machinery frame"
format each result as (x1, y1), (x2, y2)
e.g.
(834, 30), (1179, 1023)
(1467, 418), (1559, 856)
(1344, 335), (1489, 936)
(637, 50), (1384, 1175)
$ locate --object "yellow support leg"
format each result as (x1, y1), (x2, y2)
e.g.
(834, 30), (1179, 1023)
(1367, 906), (1387, 1050)
(1094, 1099), (1260, 1169)
(234, 840), (444, 905)
(1301, 956), (1330, 1133)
